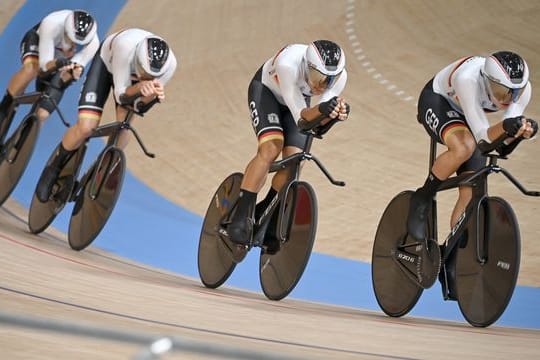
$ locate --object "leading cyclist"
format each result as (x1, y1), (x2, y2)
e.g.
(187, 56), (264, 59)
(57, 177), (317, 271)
(408, 51), (537, 295)
(227, 40), (351, 247)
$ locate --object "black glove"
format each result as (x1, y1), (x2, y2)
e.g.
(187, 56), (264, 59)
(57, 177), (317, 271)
(502, 116), (524, 136)
(318, 96), (339, 118)
(54, 57), (71, 70)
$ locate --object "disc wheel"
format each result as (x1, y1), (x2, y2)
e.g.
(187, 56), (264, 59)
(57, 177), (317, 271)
(456, 197), (520, 327)
(68, 147), (126, 251)
(259, 181), (317, 301)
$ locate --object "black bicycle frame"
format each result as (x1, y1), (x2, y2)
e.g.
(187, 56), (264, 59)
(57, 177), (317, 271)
(427, 135), (540, 262)
(67, 103), (156, 202)
(220, 128), (345, 247)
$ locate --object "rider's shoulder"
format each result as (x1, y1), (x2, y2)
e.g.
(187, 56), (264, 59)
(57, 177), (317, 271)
(40, 9), (71, 25)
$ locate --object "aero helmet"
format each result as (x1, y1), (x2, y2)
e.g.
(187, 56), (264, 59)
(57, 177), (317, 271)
(135, 36), (171, 79)
(64, 10), (97, 46)
(481, 51), (529, 105)
(303, 40), (345, 92)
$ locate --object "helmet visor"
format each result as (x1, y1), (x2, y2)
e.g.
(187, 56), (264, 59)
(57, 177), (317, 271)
(487, 76), (525, 105)
(307, 65), (341, 91)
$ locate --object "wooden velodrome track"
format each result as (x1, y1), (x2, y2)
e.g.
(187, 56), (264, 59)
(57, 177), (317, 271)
(1, 0), (540, 359)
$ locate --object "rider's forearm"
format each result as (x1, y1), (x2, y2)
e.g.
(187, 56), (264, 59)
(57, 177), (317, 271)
(118, 84), (142, 105)
(298, 106), (327, 130)
(487, 122), (507, 142)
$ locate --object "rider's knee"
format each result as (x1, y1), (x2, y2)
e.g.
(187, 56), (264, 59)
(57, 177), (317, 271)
(19, 61), (39, 79)
(75, 117), (98, 138)
(453, 136), (476, 162)
(257, 139), (283, 163)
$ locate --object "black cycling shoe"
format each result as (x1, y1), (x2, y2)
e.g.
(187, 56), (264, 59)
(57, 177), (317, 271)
(227, 217), (253, 246)
(407, 190), (431, 241)
(36, 165), (61, 202)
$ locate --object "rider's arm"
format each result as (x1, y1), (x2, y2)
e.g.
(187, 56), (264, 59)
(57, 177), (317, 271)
(36, 17), (60, 73)
(454, 76), (494, 142)
(276, 64), (309, 124)
(298, 72), (349, 130)
(70, 35), (100, 71)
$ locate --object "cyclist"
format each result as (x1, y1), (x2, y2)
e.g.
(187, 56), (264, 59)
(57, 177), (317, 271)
(0, 9), (99, 129)
(36, 28), (177, 202)
(408, 51), (537, 295)
(227, 40), (351, 247)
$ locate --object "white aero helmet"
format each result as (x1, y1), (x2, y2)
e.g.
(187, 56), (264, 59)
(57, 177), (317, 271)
(64, 10), (97, 46)
(303, 40), (345, 92)
(481, 51), (529, 105)
(135, 36), (171, 79)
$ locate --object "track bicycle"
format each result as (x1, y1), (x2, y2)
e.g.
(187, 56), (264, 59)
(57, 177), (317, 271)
(0, 86), (69, 206)
(28, 99), (158, 250)
(198, 119), (345, 300)
(371, 134), (540, 327)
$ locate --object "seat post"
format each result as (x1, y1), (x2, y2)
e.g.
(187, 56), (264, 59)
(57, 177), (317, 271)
(428, 137), (437, 171)
(303, 133), (314, 153)
(428, 137), (438, 242)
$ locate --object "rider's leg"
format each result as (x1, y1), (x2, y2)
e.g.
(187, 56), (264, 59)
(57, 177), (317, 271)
(1, 27), (40, 124)
(408, 128), (476, 240)
(34, 70), (73, 125)
(35, 112), (100, 202)
(256, 145), (303, 217)
(36, 51), (110, 202)
(0, 60), (39, 123)
(228, 138), (283, 245)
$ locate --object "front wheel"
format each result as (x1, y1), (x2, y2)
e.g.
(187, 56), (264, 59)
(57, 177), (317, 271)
(68, 147), (126, 251)
(197, 172), (244, 289)
(259, 181), (317, 301)
(0, 113), (40, 206)
(456, 197), (520, 327)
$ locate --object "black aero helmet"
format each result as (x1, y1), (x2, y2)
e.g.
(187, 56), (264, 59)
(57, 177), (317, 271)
(303, 40), (345, 91)
(135, 36), (171, 78)
(64, 10), (97, 45)
(481, 51), (529, 104)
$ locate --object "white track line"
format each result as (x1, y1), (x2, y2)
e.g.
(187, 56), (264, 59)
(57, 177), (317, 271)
(345, 0), (416, 104)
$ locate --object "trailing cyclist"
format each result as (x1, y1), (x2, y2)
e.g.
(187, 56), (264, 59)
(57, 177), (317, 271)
(0, 9), (99, 130)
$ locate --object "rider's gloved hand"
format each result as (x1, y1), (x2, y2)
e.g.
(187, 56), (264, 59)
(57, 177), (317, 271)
(503, 116), (524, 137)
(318, 96), (340, 119)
